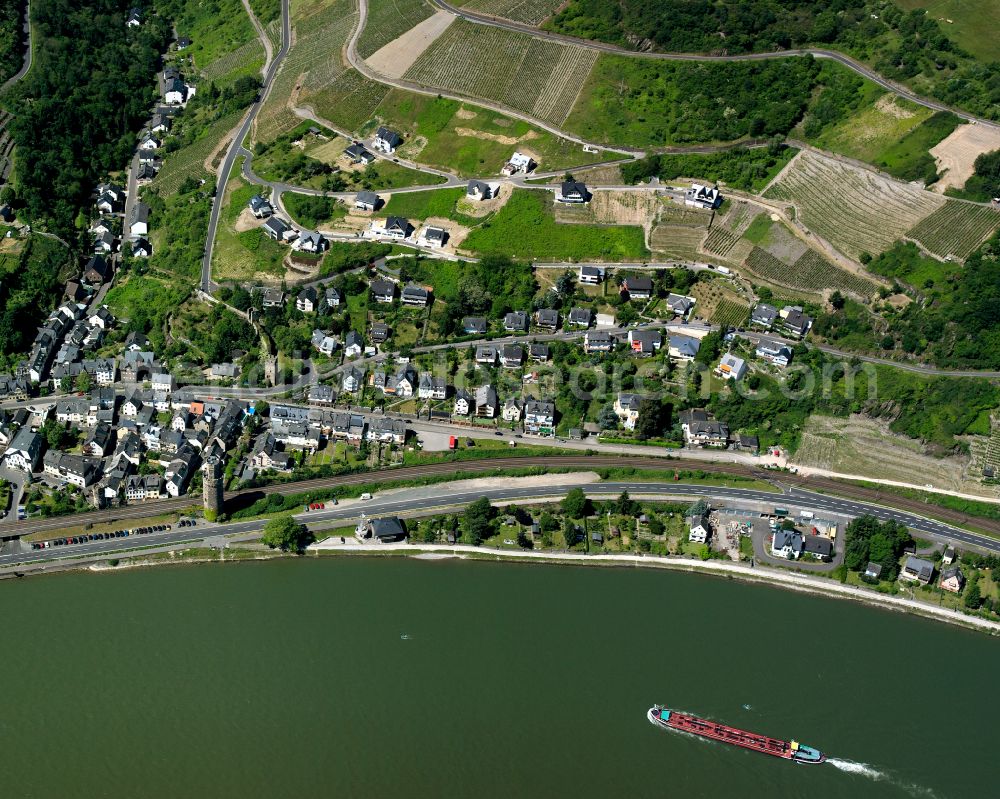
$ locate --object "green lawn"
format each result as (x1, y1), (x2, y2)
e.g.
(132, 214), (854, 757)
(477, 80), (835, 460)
(382, 188), (482, 225)
(462, 190), (649, 261)
(894, 0), (1000, 62)
(171, 0), (259, 72)
(873, 112), (963, 184)
(362, 91), (609, 177)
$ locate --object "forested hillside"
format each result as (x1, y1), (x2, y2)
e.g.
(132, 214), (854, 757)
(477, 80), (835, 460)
(2, 0), (170, 235)
(547, 1), (1000, 121)
(0, 1), (26, 85)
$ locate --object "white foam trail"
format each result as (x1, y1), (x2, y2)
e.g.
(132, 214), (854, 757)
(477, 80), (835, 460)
(827, 759), (887, 780)
(827, 759), (939, 798)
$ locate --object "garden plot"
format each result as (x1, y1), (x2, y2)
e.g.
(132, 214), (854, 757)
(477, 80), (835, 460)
(358, 0), (435, 60)
(404, 20), (598, 126)
(741, 246), (878, 298)
(763, 150), (943, 259)
(465, 0), (564, 25)
(365, 10), (455, 79)
(929, 122), (1000, 194)
(905, 201), (1000, 261)
(689, 281), (747, 325)
(649, 225), (707, 260)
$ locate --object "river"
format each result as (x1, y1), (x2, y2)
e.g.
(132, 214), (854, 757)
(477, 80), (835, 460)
(1, 558), (995, 798)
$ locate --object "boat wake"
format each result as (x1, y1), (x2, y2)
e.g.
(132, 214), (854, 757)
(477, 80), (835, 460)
(400, 634), (413, 640)
(826, 759), (939, 798)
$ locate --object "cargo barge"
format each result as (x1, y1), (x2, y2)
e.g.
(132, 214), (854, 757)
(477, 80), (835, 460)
(647, 706), (825, 764)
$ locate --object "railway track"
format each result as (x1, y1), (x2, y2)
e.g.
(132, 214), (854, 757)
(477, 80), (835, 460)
(5, 456), (998, 541)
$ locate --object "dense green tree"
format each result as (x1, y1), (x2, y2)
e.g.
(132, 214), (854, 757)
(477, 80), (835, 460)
(561, 487), (591, 519)
(462, 497), (495, 545)
(261, 514), (313, 552)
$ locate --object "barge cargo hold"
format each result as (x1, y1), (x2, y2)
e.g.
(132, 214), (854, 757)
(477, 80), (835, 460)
(647, 706), (825, 764)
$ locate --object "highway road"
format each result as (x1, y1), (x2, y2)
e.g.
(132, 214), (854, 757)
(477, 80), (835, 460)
(430, 0), (999, 131)
(3, 477), (998, 573)
(0, 0), (31, 92)
(200, 0), (290, 293)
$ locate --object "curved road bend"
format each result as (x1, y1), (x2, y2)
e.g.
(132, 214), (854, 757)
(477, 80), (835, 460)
(0, 0), (31, 92)
(201, 0), (291, 293)
(3, 478), (999, 571)
(431, 0), (999, 130)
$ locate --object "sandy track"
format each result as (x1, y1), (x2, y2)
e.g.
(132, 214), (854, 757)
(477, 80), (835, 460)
(365, 10), (455, 79)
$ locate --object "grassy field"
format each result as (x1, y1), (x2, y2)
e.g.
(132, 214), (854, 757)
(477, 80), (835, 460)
(873, 112), (963, 183)
(461, 189), (648, 260)
(763, 151), (943, 260)
(211, 158), (287, 281)
(404, 20), (598, 127)
(894, 0), (1000, 62)
(807, 92), (934, 165)
(172, 0), (259, 72)
(357, 91), (607, 176)
(463, 0), (563, 25)
(152, 112), (245, 196)
(381, 188), (480, 223)
(357, 0), (434, 59)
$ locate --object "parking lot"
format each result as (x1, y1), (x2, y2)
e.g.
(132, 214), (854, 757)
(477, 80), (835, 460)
(28, 520), (197, 551)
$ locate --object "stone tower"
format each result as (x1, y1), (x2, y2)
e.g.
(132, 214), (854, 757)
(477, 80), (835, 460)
(264, 355), (278, 387)
(202, 455), (224, 519)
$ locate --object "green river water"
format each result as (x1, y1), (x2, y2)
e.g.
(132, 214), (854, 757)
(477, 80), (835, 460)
(1, 558), (996, 798)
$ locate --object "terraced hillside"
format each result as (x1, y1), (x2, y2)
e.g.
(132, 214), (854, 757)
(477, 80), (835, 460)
(464, 0), (564, 25)
(358, 0), (434, 59)
(763, 151), (943, 260)
(905, 202), (1000, 262)
(404, 20), (598, 126)
(254, 0), (359, 143)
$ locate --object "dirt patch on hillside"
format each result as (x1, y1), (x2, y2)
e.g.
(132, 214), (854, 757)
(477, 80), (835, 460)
(874, 93), (916, 119)
(455, 186), (511, 218)
(234, 208), (263, 233)
(930, 123), (1000, 193)
(454, 127), (520, 146)
(590, 190), (661, 226)
(455, 108), (477, 120)
(365, 10), (455, 79)
(793, 414), (995, 496)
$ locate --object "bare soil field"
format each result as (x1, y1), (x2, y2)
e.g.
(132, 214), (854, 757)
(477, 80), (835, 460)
(365, 10), (455, 79)
(930, 123), (1000, 193)
(234, 208), (264, 233)
(455, 186), (511, 218)
(793, 414), (996, 497)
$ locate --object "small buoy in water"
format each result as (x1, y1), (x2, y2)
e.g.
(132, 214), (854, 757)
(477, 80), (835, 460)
(742, 704), (752, 711)
(400, 634), (412, 640)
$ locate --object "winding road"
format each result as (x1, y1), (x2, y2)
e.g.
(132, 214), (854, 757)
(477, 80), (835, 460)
(0, 0), (31, 92)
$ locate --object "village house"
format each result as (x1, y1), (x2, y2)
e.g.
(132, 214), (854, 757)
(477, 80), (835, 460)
(418, 374), (447, 400)
(772, 529), (804, 559)
(629, 329), (662, 356)
(501, 151), (533, 176)
(584, 330), (614, 354)
(262, 216), (291, 241)
(939, 567), (965, 594)
(344, 330), (363, 358)
(370, 279), (396, 304)
(354, 190), (381, 211)
(503, 311), (528, 332)
(756, 339), (792, 368)
(462, 316), (487, 335)
(750, 303), (778, 329)
(83, 255), (111, 284)
(344, 143), (376, 165)
(716, 353), (747, 381)
(466, 180), (496, 201)
(668, 334), (701, 362)
(296, 286), (318, 313)
(778, 306), (813, 339)
(900, 556), (935, 585)
(311, 329), (339, 356)
(567, 308), (593, 328)
(261, 287), (285, 309)
(524, 399), (555, 436)
(502, 397), (523, 422)
(3, 427), (44, 472)
(535, 309), (559, 330)
(684, 183), (722, 210)
(249, 195), (273, 218)
(665, 293), (694, 318)
(131, 237), (152, 258)
(688, 514), (712, 544)
(578, 265), (603, 285)
(373, 126), (402, 154)
(613, 392), (642, 430)
(501, 345), (524, 369)
(129, 203), (150, 237)
(557, 180), (589, 204)
(325, 286), (342, 308)
(475, 385), (498, 418)
(379, 216), (411, 240)
(342, 367), (364, 393)
(475, 344), (498, 365)
(367, 417), (406, 445)
(294, 230), (327, 254)
(401, 284), (430, 306)
(361, 516), (407, 543)
(308, 384), (336, 406)
(529, 343), (550, 362)
(622, 275), (652, 300)
(370, 322), (390, 344)
(679, 409), (729, 448)
(418, 226), (447, 248)
(453, 389), (472, 417)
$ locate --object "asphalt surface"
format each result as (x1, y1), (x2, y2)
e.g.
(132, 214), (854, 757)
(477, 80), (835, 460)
(200, 0), (291, 293)
(2, 478), (998, 572)
(0, 0), (31, 92)
(431, 0), (999, 130)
